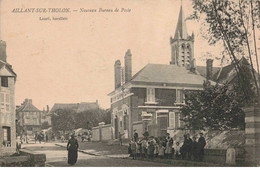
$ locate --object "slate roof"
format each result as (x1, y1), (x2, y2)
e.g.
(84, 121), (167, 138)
(16, 99), (42, 112)
(130, 64), (207, 86)
(50, 102), (99, 113)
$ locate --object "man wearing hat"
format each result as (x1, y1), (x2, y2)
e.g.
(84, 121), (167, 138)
(198, 132), (206, 161)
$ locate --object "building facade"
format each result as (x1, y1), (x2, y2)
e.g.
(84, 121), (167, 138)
(16, 99), (50, 136)
(108, 5), (213, 139)
(0, 40), (17, 156)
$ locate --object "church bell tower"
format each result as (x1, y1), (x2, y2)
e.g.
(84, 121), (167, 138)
(170, 4), (195, 70)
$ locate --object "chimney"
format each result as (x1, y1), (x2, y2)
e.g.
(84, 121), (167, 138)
(114, 60), (122, 89)
(124, 49), (132, 83)
(28, 99), (32, 104)
(0, 40), (7, 62)
(46, 105), (49, 112)
(206, 59), (213, 80)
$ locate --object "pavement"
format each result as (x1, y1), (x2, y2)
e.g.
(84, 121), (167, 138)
(21, 142), (170, 167)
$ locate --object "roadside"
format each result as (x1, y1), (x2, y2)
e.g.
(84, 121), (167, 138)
(55, 141), (227, 167)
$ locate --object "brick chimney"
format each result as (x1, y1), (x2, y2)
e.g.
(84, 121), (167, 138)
(206, 59), (213, 80)
(46, 105), (49, 112)
(124, 49), (132, 83)
(0, 40), (7, 62)
(114, 60), (122, 89)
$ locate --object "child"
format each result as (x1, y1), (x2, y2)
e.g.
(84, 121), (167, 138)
(141, 139), (148, 157)
(128, 141), (132, 157)
(136, 139), (142, 157)
(175, 142), (181, 160)
(130, 138), (136, 159)
(158, 143), (165, 159)
(154, 141), (159, 158)
(147, 140), (155, 159)
(165, 138), (173, 159)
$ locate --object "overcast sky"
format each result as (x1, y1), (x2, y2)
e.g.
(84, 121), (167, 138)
(0, 0), (258, 110)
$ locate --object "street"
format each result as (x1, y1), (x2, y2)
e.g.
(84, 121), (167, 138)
(22, 143), (170, 167)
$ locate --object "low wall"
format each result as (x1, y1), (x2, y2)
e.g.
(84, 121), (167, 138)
(204, 149), (226, 165)
(20, 149), (46, 167)
(101, 125), (113, 140)
(92, 127), (100, 141)
(0, 149), (46, 167)
(92, 124), (113, 141)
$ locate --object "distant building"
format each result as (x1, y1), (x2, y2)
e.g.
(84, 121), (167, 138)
(50, 101), (99, 114)
(16, 99), (51, 136)
(108, 5), (214, 139)
(0, 40), (17, 156)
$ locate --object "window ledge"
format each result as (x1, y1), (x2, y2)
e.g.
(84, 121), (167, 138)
(145, 101), (158, 105)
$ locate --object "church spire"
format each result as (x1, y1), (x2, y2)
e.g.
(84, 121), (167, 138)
(174, 4), (188, 39)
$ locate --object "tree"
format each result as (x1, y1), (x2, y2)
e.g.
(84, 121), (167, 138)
(41, 121), (50, 129)
(51, 109), (76, 133)
(189, 0), (260, 99)
(181, 81), (246, 131)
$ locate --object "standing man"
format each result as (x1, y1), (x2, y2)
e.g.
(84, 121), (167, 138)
(198, 132), (206, 161)
(186, 133), (193, 160)
(133, 130), (138, 142)
(191, 136), (198, 161)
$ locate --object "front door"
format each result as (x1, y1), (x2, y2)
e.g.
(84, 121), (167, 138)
(157, 112), (168, 137)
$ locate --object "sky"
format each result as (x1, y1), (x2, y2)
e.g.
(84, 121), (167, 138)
(0, 0), (259, 110)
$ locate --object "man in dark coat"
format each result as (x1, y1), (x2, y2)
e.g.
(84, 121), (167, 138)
(186, 133), (193, 160)
(198, 132), (206, 161)
(67, 135), (79, 165)
(191, 136), (198, 161)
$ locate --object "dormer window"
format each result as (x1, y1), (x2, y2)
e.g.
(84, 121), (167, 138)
(1, 77), (8, 87)
(187, 44), (190, 49)
(181, 43), (185, 49)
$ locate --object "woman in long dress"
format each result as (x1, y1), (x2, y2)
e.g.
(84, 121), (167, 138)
(67, 135), (79, 165)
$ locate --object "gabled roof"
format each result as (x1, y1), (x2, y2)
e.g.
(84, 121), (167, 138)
(130, 64), (207, 86)
(212, 57), (254, 83)
(16, 99), (41, 113)
(50, 102), (99, 113)
(174, 5), (188, 39)
(0, 60), (16, 77)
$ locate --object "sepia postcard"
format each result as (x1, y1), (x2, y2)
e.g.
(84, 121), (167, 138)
(0, 0), (259, 167)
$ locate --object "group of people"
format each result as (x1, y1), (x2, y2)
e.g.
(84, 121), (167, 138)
(128, 130), (206, 162)
(34, 131), (45, 143)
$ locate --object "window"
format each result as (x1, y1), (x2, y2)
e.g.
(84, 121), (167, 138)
(120, 121), (122, 128)
(169, 112), (175, 128)
(0, 93), (10, 112)
(2, 126), (11, 147)
(146, 88), (155, 102)
(176, 89), (184, 103)
(1, 77), (8, 87)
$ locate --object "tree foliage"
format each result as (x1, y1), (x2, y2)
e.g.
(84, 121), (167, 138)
(51, 109), (77, 133)
(189, 0), (260, 97)
(181, 81), (246, 131)
(51, 108), (111, 132)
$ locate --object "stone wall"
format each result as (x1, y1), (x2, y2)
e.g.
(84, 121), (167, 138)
(91, 124), (113, 141)
(92, 127), (99, 141)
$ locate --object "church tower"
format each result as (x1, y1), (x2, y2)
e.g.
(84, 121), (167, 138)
(170, 4), (195, 70)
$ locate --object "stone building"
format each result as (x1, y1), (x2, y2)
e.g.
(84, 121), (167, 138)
(16, 99), (50, 136)
(0, 40), (17, 156)
(108, 5), (214, 139)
